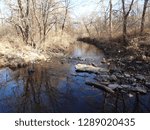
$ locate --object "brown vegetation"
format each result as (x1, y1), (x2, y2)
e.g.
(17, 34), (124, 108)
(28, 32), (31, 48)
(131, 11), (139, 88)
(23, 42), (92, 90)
(0, 0), (150, 70)
(0, 0), (74, 68)
(76, 0), (150, 76)
(78, 0), (150, 41)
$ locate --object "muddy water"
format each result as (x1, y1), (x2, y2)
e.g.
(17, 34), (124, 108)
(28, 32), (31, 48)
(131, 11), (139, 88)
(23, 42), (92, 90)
(0, 42), (150, 113)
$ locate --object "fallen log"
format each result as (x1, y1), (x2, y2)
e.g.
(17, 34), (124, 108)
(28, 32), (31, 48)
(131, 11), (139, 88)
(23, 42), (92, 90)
(129, 87), (147, 94)
(121, 85), (147, 94)
(86, 81), (115, 94)
(75, 64), (108, 74)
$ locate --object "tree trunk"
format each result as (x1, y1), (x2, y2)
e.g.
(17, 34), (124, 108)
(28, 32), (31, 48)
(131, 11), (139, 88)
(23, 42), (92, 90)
(122, 0), (127, 43)
(25, 0), (30, 45)
(140, 0), (149, 35)
(83, 22), (91, 37)
(121, 0), (134, 44)
(123, 16), (127, 43)
(17, 0), (30, 45)
(109, 0), (112, 39)
(61, 7), (68, 35)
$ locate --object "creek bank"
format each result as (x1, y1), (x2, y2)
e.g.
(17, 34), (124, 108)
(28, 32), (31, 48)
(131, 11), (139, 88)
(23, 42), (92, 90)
(0, 50), (49, 70)
(0, 42), (70, 70)
(74, 63), (149, 95)
(77, 37), (150, 74)
(76, 37), (150, 95)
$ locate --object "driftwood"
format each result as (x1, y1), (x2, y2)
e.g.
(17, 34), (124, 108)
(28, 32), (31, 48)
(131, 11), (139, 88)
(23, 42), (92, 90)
(129, 87), (147, 94)
(86, 81), (115, 94)
(75, 64), (108, 74)
(120, 85), (147, 94)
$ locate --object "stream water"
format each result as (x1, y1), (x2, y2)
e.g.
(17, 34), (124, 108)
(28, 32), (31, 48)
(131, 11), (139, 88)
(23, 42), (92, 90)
(0, 42), (150, 113)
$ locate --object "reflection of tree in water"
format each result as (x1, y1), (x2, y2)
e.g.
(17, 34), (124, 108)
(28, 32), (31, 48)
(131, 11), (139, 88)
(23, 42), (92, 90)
(1, 63), (150, 112)
(101, 91), (150, 113)
(18, 64), (62, 112)
(0, 62), (72, 112)
(69, 42), (103, 59)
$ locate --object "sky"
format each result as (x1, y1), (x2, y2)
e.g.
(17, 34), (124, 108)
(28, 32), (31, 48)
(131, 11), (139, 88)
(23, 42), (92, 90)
(70, 0), (120, 19)
(0, 0), (118, 18)
(0, 0), (6, 17)
(0, 0), (144, 19)
(70, 0), (99, 18)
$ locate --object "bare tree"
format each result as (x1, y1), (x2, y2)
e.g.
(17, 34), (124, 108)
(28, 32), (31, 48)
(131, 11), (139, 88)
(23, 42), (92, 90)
(16, 0), (30, 44)
(82, 19), (91, 37)
(101, 0), (107, 32)
(61, 0), (70, 35)
(140, 0), (149, 35)
(5, 0), (70, 47)
(122, 0), (134, 43)
(109, 0), (112, 39)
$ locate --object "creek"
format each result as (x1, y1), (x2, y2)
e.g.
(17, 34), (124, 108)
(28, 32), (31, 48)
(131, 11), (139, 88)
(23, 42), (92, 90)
(0, 42), (150, 112)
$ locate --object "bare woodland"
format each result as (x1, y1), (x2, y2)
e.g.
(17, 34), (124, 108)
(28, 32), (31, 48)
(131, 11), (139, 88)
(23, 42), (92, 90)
(4, 0), (72, 47)
(0, 0), (150, 64)
(80, 0), (150, 41)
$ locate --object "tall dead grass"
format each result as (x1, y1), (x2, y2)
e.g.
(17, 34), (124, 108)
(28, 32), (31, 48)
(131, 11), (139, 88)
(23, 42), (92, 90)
(41, 30), (74, 52)
(0, 24), (75, 66)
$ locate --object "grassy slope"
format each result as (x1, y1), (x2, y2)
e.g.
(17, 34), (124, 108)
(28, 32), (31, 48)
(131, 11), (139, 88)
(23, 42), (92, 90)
(0, 32), (74, 69)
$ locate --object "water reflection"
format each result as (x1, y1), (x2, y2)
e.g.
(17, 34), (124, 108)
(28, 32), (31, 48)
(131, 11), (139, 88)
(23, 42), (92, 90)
(72, 42), (104, 59)
(0, 42), (150, 112)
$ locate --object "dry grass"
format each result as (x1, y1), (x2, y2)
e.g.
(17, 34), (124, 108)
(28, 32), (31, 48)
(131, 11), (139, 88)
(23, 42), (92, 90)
(0, 40), (48, 63)
(41, 31), (74, 52)
(0, 26), (75, 68)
